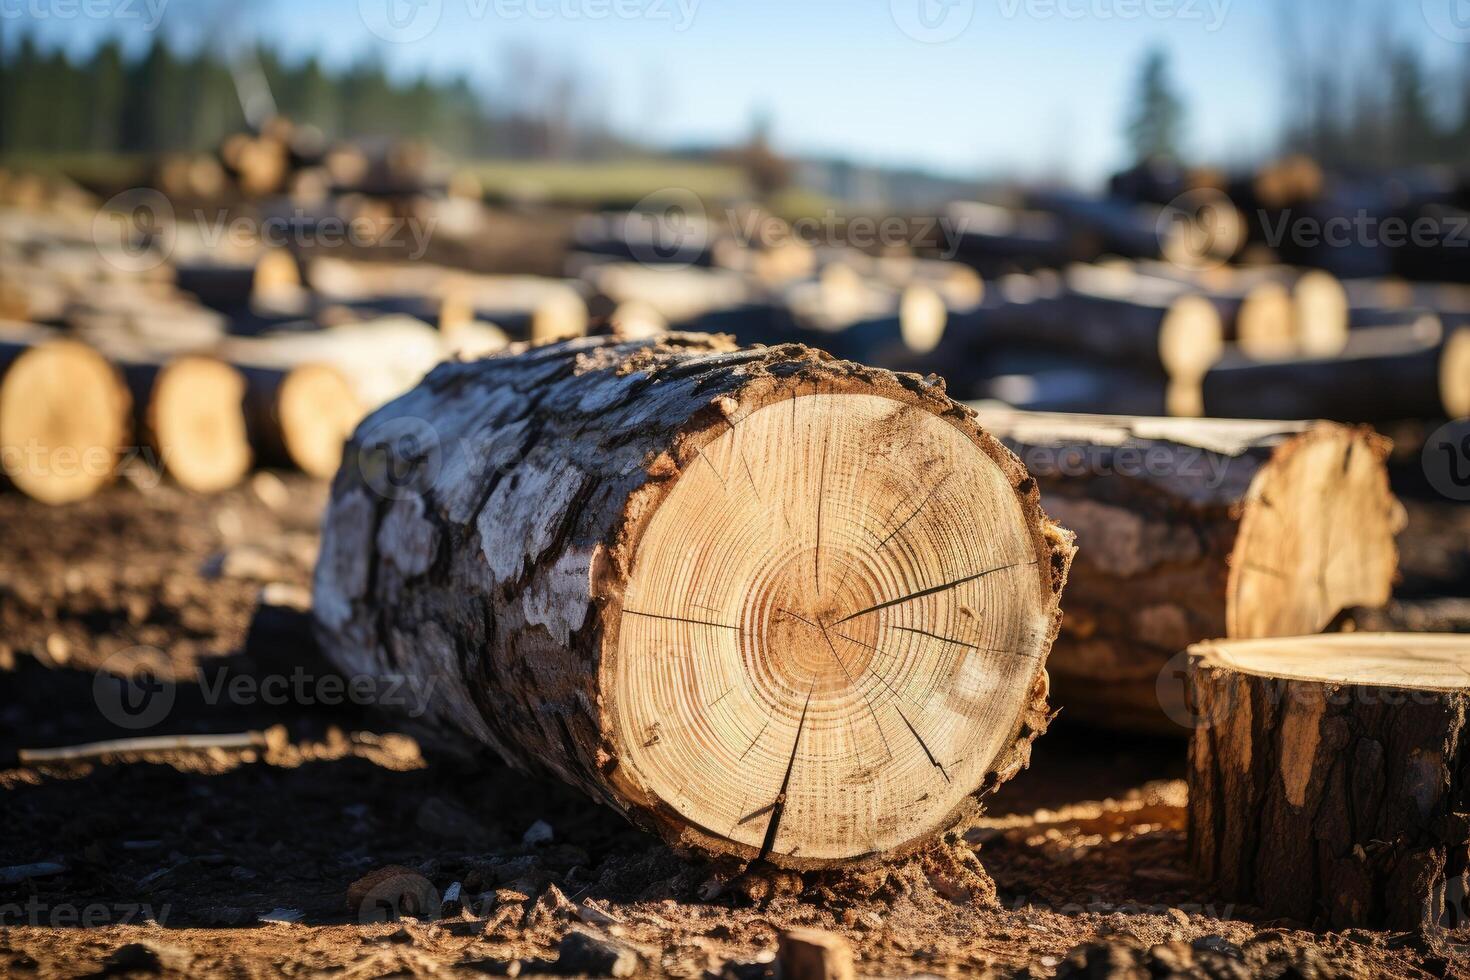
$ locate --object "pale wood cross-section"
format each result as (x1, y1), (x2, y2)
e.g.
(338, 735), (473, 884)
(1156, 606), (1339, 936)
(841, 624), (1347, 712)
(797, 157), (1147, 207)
(313, 334), (1074, 868)
(0, 333), (131, 505)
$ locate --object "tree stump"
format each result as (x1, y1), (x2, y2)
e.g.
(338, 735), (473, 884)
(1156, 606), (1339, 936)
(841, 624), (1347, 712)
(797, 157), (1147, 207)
(973, 407), (1403, 733)
(313, 334), (1074, 867)
(1188, 634), (1470, 931)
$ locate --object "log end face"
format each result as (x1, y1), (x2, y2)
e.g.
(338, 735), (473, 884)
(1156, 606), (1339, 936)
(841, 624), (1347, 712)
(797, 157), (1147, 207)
(604, 378), (1070, 867)
(1440, 327), (1470, 419)
(1226, 424), (1398, 639)
(1158, 294), (1224, 383)
(0, 338), (131, 505)
(279, 364), (363, 479)
(151, 356), (252, 494)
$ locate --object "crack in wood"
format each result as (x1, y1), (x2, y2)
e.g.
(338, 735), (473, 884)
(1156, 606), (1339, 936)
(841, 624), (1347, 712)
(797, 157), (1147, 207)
(815, 432), (829, 594)
(696, 446), (728, 490)
(877, 472), (952, 551)
(830, 630), (929, 711)
(832, 559), (1038, 625)
(894, 705), (950, 783)
(739, 718), (770, 761)
(623, 609), (742, 630)
(757, 681), (813, 862)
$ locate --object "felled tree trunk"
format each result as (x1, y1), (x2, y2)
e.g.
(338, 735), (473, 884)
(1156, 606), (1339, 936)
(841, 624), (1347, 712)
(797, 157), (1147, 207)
(117, 353), (252, 494)
(235, 361), (362, 479)
(1188, 634), (1470, 931)
(313, 334), (1074, 868)
(972, 407), (1403, 734)
(1189, 322), (1470, 422)
(0, 330), (131, 505)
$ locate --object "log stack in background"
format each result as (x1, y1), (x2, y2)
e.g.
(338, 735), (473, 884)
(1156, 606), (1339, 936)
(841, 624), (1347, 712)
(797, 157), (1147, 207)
(1188, 634), (1470, 931)
(971, 406), (1404, 734)
(313, 334), (1074, 867)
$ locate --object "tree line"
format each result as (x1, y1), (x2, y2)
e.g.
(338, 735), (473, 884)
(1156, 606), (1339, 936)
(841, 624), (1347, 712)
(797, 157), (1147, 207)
(0, 32), (625, 160)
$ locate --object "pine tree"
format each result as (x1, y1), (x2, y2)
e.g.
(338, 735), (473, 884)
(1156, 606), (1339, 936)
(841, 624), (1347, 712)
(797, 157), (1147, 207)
(1126, 47), (1185, 164)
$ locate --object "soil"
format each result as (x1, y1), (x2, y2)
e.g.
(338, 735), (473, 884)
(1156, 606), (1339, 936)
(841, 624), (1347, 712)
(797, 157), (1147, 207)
(1, 461), (1468, 979)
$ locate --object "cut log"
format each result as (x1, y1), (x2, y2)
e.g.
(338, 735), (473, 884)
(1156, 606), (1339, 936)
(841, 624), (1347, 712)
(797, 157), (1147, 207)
(996, 267), (1224, 381)
(970, 406), (1402, 734)
(0, 333), (131, 504)
(871, 256), (985, 310)
(118, 354), (252, 493)
(235, 361), (362, 479)
(577, 263), (752, 326)
(1185, 323), (1470, 422)
(943, 201), (1078, 274)
(175, 250), (301, 312)
(439, 279), (588, 344)
(313, 334), (1074, 868)
(1117, 261), (1297, 357)
(1187, 634), (1470, 931)
(221, 316), (446, 411)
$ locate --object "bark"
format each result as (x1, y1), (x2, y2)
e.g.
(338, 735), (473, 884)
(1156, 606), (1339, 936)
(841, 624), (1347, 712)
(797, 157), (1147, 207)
(944, 274), (1223, 382)
(942, 203), (1079, 275)
(972, 407), (1403, 735)
(1191, 323), (1470, 423)
(312, 333), (1074, 868)
(1188, 634), (1470, 931)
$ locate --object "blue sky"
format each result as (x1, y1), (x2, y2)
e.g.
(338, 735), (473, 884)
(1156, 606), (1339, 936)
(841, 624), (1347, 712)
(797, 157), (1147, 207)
(10, 0), (1467, 185)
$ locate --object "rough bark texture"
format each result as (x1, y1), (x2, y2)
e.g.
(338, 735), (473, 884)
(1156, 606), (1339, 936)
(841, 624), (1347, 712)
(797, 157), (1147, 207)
(312, 333), (1074, 868)
(1194, 323), (1468, 423)
(944, 274), (1223, 382)
(970, 407), (1403, 735)
(1188, 636), (1470, 931)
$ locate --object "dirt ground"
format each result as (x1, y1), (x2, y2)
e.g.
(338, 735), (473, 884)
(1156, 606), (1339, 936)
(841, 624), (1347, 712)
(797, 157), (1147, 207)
(2, 460), (1469, 979)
